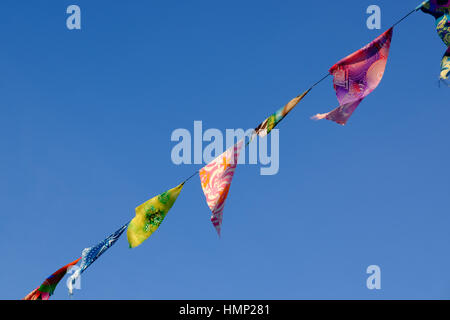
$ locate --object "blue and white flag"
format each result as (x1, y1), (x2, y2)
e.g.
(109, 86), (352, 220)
(68, 222), (129, 295)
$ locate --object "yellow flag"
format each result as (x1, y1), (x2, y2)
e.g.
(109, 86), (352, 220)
(127, 183), (184, 248)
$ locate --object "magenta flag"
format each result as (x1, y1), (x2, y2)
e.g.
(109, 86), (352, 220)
(313, 27), (393, 125)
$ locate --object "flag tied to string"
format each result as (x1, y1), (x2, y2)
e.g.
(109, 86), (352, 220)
(127, 183), (184, 248)
(199, 139), (244, 236)
(442, 47), (450, 82)
(24, 258), (81, 300)
(252, 90), (310, 139)
(67, 223), (128, 295)
(419, 0), (450, 83)
(312, 28), (394, 125)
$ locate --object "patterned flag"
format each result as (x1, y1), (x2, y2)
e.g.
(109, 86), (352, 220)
(67, 223), (128, 295)
(24, 258), (81, 300)
(252, 90), (310, 139)
(420, 0), (450, 83)
(199, 139), (244, 236)
(127, 183), (184, 248)
(312, 28), (393, 125)
(441, 47), (450, 81)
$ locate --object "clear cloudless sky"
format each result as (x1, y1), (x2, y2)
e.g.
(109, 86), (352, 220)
(1, 0), (449, 300)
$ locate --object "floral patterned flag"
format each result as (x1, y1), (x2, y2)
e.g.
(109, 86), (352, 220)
(199, 139), (244, 236)
(312, 28), (393, 125)
(127, 183), (184, 248)
(419, 0), (450, 83)
(67, 223), (128, 295)
(24, 258), (81, 300)
(252, 90), (310, 139)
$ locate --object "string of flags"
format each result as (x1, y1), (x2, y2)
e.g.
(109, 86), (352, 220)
(23, 1), (449, 300)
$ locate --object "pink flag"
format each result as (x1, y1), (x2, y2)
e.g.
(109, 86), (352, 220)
(313, 27), (393, 125)
(199, 140), (244, 236)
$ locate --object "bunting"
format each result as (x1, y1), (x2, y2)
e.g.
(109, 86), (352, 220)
(312, 28), (393, 125)
(127, 183), (184, 248)
(67, 223), (128, 295)
(24, 258), (81, 300)
(420, 0), (450, 82)
(22, 3), (449, 300)
(199, 139), (244, 236)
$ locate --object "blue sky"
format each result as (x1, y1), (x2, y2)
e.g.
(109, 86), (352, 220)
(1, 0), (449, 299)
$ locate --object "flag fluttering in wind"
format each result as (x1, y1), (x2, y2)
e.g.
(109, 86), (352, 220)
(442, 47), (450, 81)
(24, 258), (81, 300)
(312, 28), (394, 125)
(67, 223), (128, 295)
(252, 90), (310, 139)
(419, 0), (450, 83)
(127, 183), (184, 248)
(199, 139), (244, 236)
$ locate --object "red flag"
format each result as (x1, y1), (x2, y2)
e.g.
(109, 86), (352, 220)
(24, 258), (80, 300)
